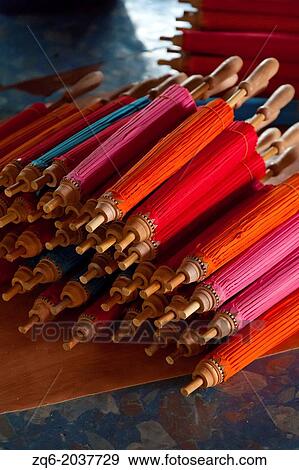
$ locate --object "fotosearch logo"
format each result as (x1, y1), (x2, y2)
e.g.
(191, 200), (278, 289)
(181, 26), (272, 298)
(28, 318), (265, 345)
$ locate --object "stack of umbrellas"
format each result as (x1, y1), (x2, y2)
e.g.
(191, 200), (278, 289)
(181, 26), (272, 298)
(0, 56), (298, 397)
(159, 0), (299, 101)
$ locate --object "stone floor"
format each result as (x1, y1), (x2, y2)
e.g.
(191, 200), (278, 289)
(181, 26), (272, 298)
(0, 0), (298, 450)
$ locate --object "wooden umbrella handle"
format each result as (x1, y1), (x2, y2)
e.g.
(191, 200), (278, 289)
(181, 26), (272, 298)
(255, 84), (295, 128)
(49, 71), (104, 109)
(272, 122), (299, 154)
(62, 71), (104, 101)
(124, 74), (171, 98)
(240, 58), (280, 98)
(180, 74), (204, 91)
(228, 58), (280, 108)
(204, 56), (243, 90)
(148, 72), (188, 99)
(257, 128), (282, 153)
(266, 145), (299, 176)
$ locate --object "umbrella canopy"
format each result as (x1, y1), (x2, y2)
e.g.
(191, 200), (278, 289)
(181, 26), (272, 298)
(179, 0), (299, 17)
(186, 213), (299, 316)
(178, 9), (299, 33)
(0, 103), (76, 161)
(201, 247), (299, 343)
(34, 115), (132, 190)
(0, 103), (48, 141)
(44, 84), (197, 213)
(170, 31), (299, 63)
(3, 97), (135, 193)
(181, 289), (299, 396)
(167, 173), (299, 290)
(117, 120), (261, 253)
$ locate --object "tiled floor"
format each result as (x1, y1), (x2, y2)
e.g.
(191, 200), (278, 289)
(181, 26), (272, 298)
(0, 0), (298, 450)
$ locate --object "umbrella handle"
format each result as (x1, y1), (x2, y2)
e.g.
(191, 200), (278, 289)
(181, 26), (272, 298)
(228, 58), (280, 108)
(124, 74), (171, 99)
(191, 55), (243, 99)
(257, 128), (282, 153)
(148, 72), (188, 99)
(49, 71), (104, 110)
(266, 122), (299, 157)
(265, 145), (299, 177)
(250, 84), (295, 130)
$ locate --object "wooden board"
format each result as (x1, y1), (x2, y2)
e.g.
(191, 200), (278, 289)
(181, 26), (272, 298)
(0, 293), (298, 414)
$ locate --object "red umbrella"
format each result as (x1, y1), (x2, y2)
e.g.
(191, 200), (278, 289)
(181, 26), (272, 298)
(0, 103), (48, 141)
(178, 0), (299, 17)
(177, 9), (299, 33)
(161, 31), (299, 63)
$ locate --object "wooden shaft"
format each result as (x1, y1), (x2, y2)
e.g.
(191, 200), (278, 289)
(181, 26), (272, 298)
(85, 214), (106, 233)
(226, 88), (247, 108)
(96, 236), (117, 253)
(63, 337), (80, 351)
(165, 346), (185, 365)
(52, 298), (72, 315)
(144, 343), (161, 357)
(31, 174), (51, 191)
(79, 267), (99, 284)
(2, 283), (22, 301)
(122, 278), (142, 297)
(76, 238), (96, 255)
(154, 311), (176, 329)
(132, 307), (153, 327)
(200, 327), (218, 344)
(261, 146), (278, 161)
(24, 272), (45, 291)
(101, 293), (122, 311)
(5, 181), (27, 197)
(140, 280), (162, 299)
(27, 210), (43, 223)
(180, 377), (204, 396)
(182, 300), (200, 319)
(6, 246), (26, 262)
(43, 196), (63, 214)
(69, 214), (90, 231)
(167, 272), (186, 292)
(18, 314), (40, 334)
(45, 234), (65, 250)
(118, 252), (139, 271)
(115, 232), (136, 252)
(0, 212), (17, 228)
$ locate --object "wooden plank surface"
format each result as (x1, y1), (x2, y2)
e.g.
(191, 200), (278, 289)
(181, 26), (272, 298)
(0, 292), (298, 414)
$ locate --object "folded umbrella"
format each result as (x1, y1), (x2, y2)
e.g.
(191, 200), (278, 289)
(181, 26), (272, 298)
(3, 97), (134, 193)
(167, 173), (299, 292)
(42, 57), (243, 214)
(0, 103), (48, 141)
(18, 279), (66, 334)
(115, 99), (295, 267)
(86, 59), (279, 232)
(63, 297), (124, 351)
(32, 115), (132, 191)
(177, 9), (299, 33)
(0, 104), (77, 174)
(181, 289), (299, 396)
(178, 0), (299, 17)
(199, 247), (299, 344)
(184, 213), (299, 318)
(161, 31), (299, 64)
